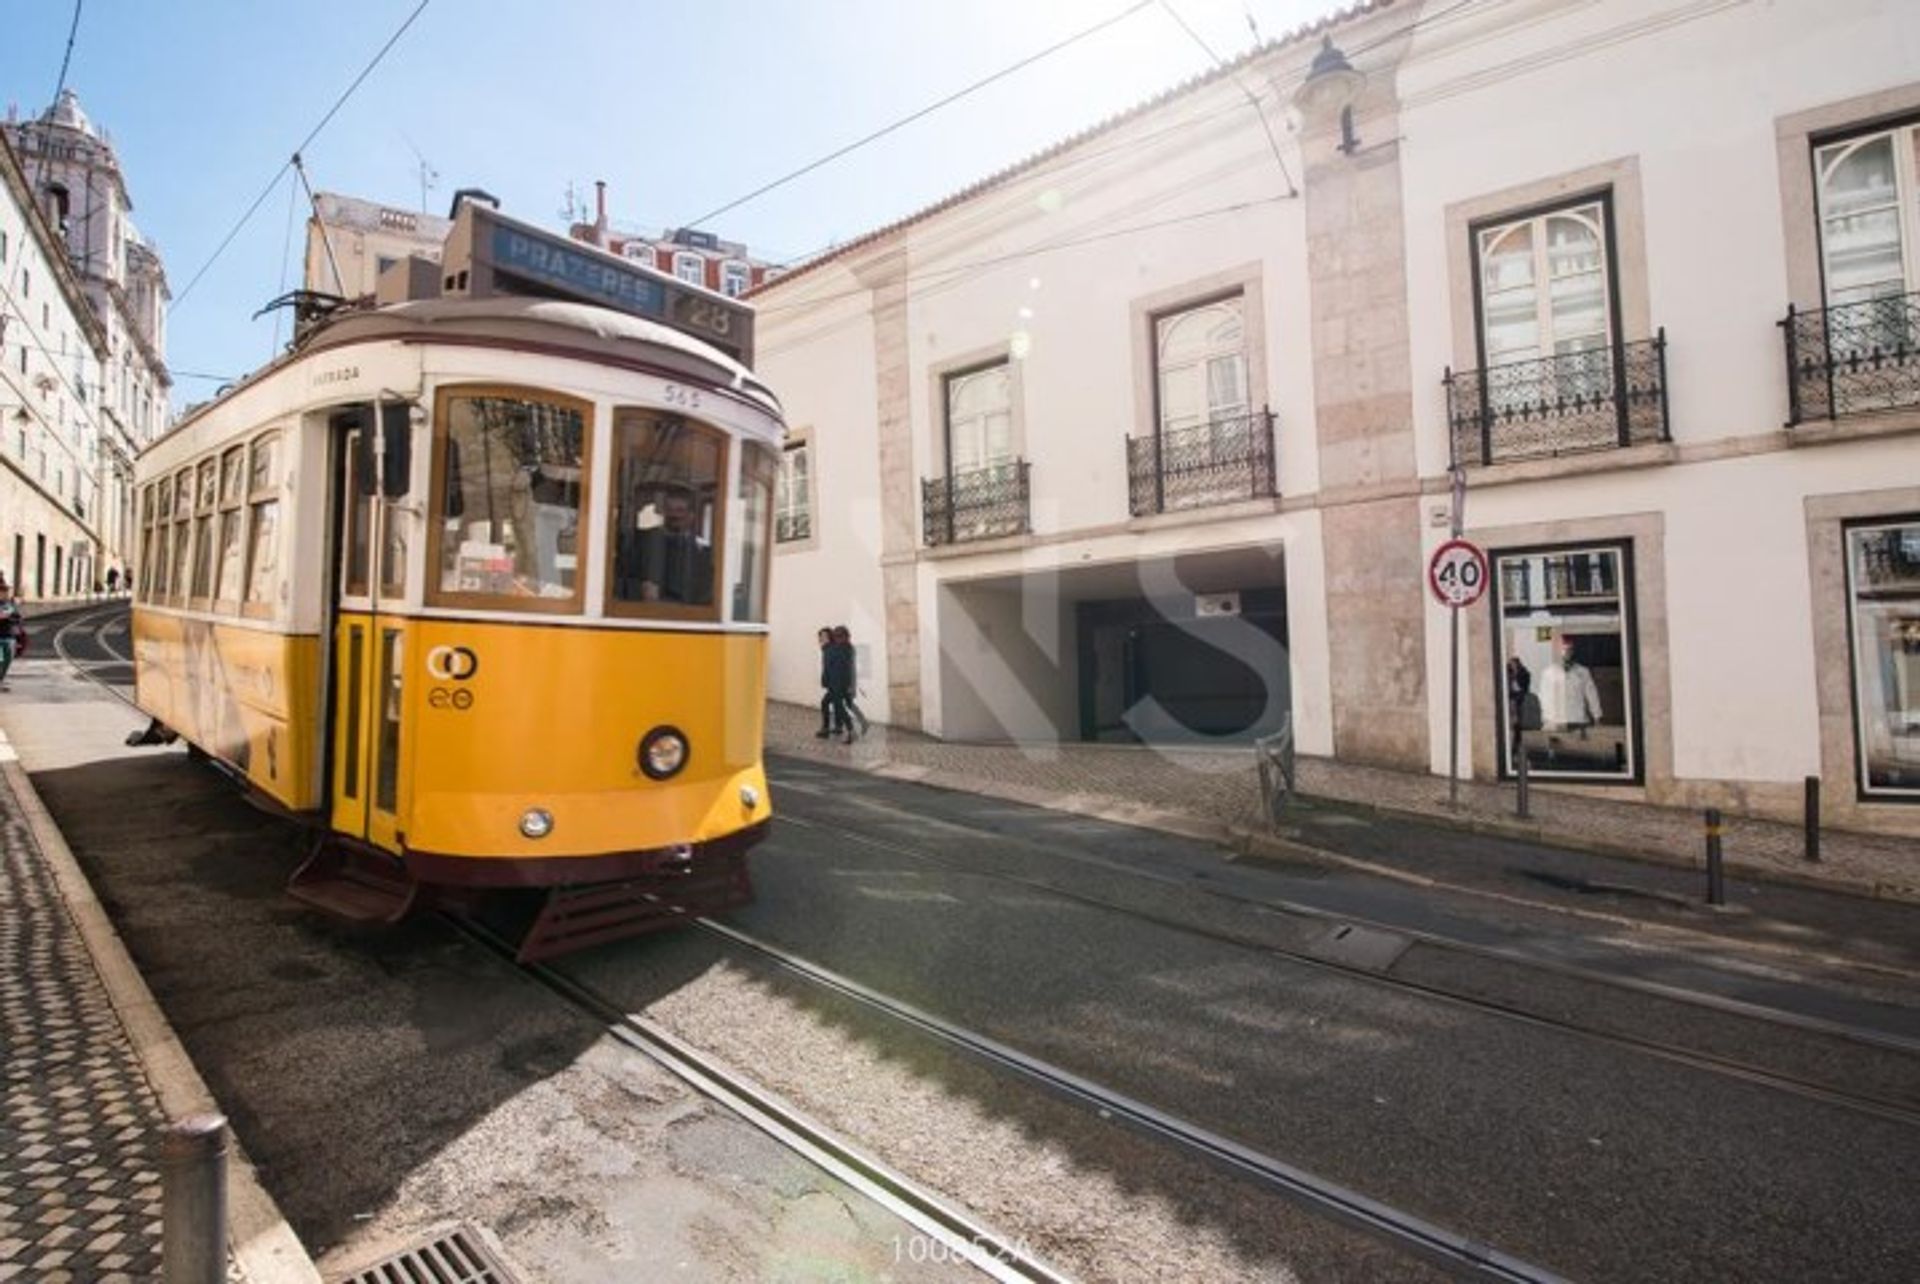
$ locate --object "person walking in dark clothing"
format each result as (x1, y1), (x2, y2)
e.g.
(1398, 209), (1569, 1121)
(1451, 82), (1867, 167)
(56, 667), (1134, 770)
(836, 626), (871, 738)
(815, 627), (836, 738)
(822, 625), (863, 743)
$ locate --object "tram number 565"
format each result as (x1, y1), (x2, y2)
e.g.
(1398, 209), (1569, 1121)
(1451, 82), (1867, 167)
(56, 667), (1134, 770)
(662, 382), (702, 410)
(1428, 539), (1489, 609)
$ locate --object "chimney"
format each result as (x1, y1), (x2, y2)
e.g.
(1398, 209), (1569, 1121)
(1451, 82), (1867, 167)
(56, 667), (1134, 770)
(594, 180), (609, 248)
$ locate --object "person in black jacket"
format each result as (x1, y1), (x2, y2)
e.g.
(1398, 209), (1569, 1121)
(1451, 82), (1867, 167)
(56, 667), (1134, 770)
(815, 627), (835, 738)
(823, 625), (862, 743)
(836, 626), (871, 739)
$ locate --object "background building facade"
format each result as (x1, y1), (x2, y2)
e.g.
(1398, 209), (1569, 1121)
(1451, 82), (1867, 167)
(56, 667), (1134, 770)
(568, 181), (781, 298)
(3, 89), (171, 597)
(756, 0), (1920, 839)
(304, 191), (454, 301)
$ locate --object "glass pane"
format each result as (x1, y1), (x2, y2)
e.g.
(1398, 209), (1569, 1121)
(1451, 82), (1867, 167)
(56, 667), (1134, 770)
(375, 629), (402, 813)
(1480, 223), (1535, 294)
(170, 520), (192, 595)
(152, 524), (170, 597)
(345, 431), (372, 598)
(777, 444), (811, 543)
(437, 393), (586, 602)
(1819, 135), (1906, 302)
(249, 433), (279, 494)
(245, 500), (280, 605)
(1206, 354), (1248, 417)
(220, 448), (247, 504)
(1160, 365), (1204, 431)
(1484, 293), (1539, 363)
(381, 501), (408, 598)
(190, 516), (215, 598)
(1849, 521), (1920, 796)
(1494, 545), (1635, 781)
(216, 510), (244, 603)
(174, 472), (194, 517)
(609, 410), (723, 608)
(733, 444), (777, 623)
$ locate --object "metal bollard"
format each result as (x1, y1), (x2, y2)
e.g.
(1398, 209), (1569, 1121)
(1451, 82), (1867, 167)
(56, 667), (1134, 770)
(1804, 776), (1821, 864)
(162, 1113), (228, 1284)
(1514, 737), (1531, 820)
(1704, 808), (1725, 907)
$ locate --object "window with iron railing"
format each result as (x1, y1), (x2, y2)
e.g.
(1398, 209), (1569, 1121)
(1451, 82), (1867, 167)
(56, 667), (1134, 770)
(1782, 122), (1920, 423)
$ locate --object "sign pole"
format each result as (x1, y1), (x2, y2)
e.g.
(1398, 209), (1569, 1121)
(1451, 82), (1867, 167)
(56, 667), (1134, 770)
(1446, 468), (1466, 810)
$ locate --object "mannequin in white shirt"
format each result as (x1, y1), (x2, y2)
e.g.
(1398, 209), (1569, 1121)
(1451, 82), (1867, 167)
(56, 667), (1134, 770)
(1537, 634), (1603, 733)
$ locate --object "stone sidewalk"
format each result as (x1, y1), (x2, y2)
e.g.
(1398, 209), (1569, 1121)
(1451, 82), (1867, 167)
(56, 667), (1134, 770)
(1, 758), (168, 1282)
(765, 702), (1920, 903)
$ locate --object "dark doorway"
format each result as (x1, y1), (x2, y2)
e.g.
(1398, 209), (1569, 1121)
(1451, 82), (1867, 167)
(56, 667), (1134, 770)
(1076, 587), (1288, 744)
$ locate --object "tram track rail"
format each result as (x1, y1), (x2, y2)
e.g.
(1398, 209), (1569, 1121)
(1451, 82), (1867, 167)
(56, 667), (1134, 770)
(770, 800), (1920, 1129)
(448, 917), (1080, 1284)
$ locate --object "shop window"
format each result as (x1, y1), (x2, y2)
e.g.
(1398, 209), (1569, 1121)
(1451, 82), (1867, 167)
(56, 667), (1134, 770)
(608, 410), (726, 618)
(430, 389), (590, 611)
(1846, 517), (1920, 800)
(1492, 541), (1640, 783)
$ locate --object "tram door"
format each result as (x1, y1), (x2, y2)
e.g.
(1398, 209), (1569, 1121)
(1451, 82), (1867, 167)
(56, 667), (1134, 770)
(329, 409), (410, 852)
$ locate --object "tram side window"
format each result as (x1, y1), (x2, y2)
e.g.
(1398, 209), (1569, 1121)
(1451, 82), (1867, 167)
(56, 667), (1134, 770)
(137, 485), (156, 602)
(152, 478), (172, 601)
(244, 431), (282, 611)
(169, 469), (193, 605)
(215, 446), (247, 609)
(433, 390), (588, 608)
(733, 443), (776, 624)
(609, 410), (725, 616)
(190, 458), (218, 604)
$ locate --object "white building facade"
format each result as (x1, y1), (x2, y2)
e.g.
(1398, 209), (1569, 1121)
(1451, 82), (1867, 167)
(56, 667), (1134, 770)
(758, 0), (1920, 839)
(3, 90), (172, 596)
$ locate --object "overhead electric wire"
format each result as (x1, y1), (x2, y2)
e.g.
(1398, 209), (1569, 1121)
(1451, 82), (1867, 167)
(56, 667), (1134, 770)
(677, 0), (1157, 232)
(30, 0), (85, 188)
(1156, 0), (1297, 197)
(169, 0), (432, 313)
(762, 0), (1488, 276)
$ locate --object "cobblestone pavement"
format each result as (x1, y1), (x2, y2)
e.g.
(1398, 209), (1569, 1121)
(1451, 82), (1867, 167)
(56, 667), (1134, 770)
(764, 701), (1920, 901)
(0, 769), (165, 1283)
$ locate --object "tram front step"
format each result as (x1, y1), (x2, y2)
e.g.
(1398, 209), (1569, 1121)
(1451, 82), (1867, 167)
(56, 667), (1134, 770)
(287, 841), (418, 924)
(516, 858), (752, 963)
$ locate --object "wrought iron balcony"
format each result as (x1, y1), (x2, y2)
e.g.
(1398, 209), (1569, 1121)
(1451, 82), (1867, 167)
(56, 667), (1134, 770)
(775, 511), (811, 543)
(922, 460), (1030, 546)
(1781, 292), (1920, 425)
(1126, 409), (1277, 517)
(1444, 332), (1669, 468)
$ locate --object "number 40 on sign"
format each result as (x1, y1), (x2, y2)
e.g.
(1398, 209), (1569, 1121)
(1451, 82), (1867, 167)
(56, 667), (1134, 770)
(1428, 538), (1489, 608)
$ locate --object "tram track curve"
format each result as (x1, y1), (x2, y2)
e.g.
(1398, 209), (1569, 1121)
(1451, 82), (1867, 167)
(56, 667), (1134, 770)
(766, 799), (1920, 1129)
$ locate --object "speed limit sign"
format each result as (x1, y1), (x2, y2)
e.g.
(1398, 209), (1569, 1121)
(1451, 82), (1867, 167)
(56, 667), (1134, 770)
(1428, 538), (1489, 608)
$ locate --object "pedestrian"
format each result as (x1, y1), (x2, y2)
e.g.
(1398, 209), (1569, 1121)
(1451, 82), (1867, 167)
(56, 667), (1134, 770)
(824, 625), (859, 743)
(837, 626), (871, 738)
(0, 583), (26, 692)
(106, 566), (120, 595)
(814, 627), (836, 738)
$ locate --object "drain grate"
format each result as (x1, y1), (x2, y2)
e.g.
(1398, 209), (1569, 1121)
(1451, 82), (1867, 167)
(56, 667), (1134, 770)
(337, 1226), (523, 1284)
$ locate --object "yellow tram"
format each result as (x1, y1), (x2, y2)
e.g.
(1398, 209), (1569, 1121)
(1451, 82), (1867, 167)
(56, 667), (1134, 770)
(130, 202), (782, 957)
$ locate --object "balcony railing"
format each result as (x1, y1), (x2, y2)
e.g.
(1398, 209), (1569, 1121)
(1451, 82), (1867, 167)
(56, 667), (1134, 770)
(1781, 292), (1920, 425)
(1126, 409), (1276, 517)
(922, 459), (1030, 546)
(1445, 332), (1669, 467)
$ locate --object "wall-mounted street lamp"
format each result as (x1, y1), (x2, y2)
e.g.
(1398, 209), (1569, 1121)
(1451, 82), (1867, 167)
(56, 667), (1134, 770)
(1293, 37), (1365, 156)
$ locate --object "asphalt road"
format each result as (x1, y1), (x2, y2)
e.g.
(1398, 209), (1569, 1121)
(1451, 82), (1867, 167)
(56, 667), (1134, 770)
(593, 756), (1920, 1284)
(12, 605), (1920, 1282)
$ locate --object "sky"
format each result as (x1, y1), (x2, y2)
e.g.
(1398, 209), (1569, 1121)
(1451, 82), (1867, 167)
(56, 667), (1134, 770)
(1, 0), (1347, 404)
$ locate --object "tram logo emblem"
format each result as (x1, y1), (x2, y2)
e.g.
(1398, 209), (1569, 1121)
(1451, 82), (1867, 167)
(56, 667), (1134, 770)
(425, 645), (479, 682)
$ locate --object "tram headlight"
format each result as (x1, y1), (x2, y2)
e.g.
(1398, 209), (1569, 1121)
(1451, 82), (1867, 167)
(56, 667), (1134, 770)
(639, 726), (689, 780)
(519, 808), (555, 839)
(740, 785), (760, 809)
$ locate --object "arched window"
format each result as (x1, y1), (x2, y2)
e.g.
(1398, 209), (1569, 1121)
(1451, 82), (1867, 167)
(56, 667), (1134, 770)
(1155, 297), (1247, 434)
(1815, 128), (1914, 307)
(1477, 202), (1610, 367)
(944, 362), (1012, 475)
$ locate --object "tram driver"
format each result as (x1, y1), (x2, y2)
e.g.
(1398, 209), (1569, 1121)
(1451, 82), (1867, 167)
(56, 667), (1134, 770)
(621, 484), (713, 605)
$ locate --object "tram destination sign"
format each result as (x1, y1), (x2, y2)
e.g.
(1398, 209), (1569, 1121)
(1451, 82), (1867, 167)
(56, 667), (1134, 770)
(441, 203), (754, 364)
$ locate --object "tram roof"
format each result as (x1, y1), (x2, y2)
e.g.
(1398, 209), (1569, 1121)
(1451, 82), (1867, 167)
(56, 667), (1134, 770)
(160, 295), (781, 448)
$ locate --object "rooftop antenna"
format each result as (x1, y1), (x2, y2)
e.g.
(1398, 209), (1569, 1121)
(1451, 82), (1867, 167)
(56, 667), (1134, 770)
(399, 130), (439, 215)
